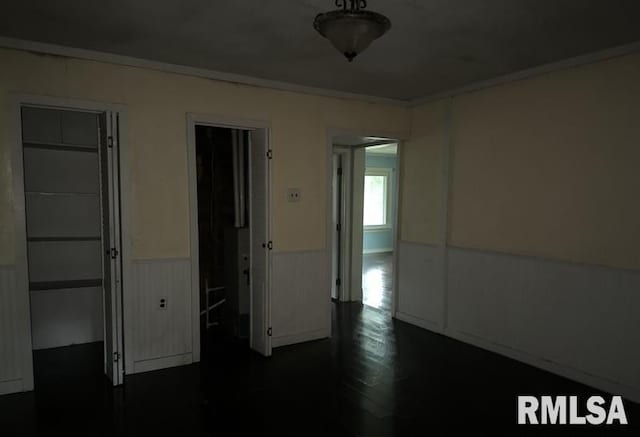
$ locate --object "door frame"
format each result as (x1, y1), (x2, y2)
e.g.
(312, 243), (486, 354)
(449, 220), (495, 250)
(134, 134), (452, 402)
(9, 93), (129, 391)
(331, 146), (352, 302)
(325, 128), (404, 319)
(185, 113), (273, 360)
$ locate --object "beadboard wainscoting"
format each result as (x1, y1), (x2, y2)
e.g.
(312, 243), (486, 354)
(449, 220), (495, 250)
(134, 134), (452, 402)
(0, 265), (29, 395)
(395, 241), (445, 331)
(446, 247), (640, 402)
(395, 242), (640, 403)
(128, 258), (193, 374)
(271, 250), (330, 348)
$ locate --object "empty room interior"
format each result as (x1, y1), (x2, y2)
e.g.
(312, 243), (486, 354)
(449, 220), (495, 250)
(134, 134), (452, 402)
(0, 1), (639, 435)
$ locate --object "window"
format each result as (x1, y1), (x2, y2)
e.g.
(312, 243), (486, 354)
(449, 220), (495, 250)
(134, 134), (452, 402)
(363, 168), (392, 228)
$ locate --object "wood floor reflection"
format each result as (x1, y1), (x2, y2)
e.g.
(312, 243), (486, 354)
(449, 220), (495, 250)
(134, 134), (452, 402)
(362, 252), (393, 313)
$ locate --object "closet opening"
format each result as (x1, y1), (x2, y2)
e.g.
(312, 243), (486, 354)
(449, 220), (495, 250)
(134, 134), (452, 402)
(19, 104), (124, 394)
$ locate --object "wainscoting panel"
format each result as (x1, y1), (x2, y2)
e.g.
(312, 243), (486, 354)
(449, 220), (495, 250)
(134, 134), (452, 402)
(0, 266), (21, 387)
(396, 241), (444, 330)
(447, 247), (640, 401)
(271, 250), (330, 347)
(129, 258), (192, 370)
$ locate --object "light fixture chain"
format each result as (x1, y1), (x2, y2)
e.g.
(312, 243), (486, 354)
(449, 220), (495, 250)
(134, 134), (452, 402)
(334, 0), (368, 11)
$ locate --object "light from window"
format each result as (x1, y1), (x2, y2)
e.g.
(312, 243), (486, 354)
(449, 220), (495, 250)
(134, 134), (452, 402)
(363, 173), (388, 226)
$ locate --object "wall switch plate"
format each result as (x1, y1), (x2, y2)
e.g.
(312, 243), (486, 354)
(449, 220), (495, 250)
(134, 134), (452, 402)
(159, 297), (168, 310)
(287, 188), (301, 202)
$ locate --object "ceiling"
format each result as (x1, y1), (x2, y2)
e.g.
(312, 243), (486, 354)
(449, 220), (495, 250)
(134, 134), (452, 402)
(2, 1), (640, 101)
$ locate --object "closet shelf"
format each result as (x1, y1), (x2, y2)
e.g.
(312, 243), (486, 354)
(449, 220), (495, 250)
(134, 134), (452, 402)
(29, 279), (102, 291)
(23, 141), (98, 153)
(25, 191), (99, 196)
(27, 236), (101, 242)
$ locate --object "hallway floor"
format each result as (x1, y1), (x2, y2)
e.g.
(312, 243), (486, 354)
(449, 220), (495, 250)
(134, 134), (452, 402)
(362, 252), (393, 313)
(1, 309), (638, 436)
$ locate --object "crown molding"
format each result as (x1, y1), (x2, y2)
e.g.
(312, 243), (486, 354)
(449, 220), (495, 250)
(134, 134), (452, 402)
(0, 36), (408, 107)
(2, 36), (639, 109)
(409, 40), (640, 107)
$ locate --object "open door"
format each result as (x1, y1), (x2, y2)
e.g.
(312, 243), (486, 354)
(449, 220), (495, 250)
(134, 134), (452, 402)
(248, 128), (272, 357)
(99, 112), (124, 384)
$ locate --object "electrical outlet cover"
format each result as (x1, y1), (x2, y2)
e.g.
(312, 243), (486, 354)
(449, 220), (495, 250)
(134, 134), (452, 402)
(287, 188), (301, 202)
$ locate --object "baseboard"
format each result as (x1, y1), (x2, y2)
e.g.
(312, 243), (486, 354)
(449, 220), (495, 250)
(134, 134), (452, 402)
(446, 328), (640, 404)
(272, 329), (329, 348)
(394, 311), (442, 332)
(131, 352), (193, 374)
(0, 379), (24, 395)
(363, 248), (393, 254)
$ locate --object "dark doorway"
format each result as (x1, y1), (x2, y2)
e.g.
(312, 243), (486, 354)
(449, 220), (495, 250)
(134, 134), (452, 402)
(195, 125), (251, 351)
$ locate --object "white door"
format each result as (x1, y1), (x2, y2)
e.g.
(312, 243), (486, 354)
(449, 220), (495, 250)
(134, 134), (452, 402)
(249, 129), (272, 356)
(99, 112), (124, 384)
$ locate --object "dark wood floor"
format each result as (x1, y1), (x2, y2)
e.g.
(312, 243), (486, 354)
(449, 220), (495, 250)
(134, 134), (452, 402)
(1, 305), (638, 435)
(362, 252), (393, 312)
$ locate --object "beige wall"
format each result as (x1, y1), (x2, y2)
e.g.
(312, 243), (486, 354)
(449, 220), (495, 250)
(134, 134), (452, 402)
(0, 48), (409, 264)
(4, 46), (638, 270)
(399, 98), (447, 245)
(449, 54), (640, 270)
(402, 52), (640, 271)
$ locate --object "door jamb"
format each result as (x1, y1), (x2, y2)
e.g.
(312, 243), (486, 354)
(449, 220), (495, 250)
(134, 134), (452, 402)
(185, 113), (272, 361)
(331, 146), (352, 302)
(9, 93), (129, 391)
(390, 142), (402, 316)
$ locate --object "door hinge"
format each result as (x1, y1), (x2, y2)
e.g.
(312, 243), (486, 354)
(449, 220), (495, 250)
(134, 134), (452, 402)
(110, 247), (119, 259)
(336, 278), (341, 286)
(113, 352), (120, 362)
(266, 149), (273, 159)
(336, 223), (341, 231)
(337, 167), (342, 176)
(267, 241), (273, 250)
(107, 136), (114, 148)
(267, 327), (272, 337)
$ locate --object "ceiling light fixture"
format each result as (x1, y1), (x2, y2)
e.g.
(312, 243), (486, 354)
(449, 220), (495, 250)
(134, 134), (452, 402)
(314, 0), (391, 62)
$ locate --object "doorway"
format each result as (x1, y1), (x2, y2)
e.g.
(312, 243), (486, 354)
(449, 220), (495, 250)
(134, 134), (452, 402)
(187, 116), (272, 362)
(329, 135), (400, 316)
(361, 143), (398, 312)
(17, 103), (125, 390)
